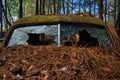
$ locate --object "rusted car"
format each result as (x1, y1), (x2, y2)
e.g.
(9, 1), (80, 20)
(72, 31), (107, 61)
(0, 15), (120, 80)
(1, 14), (119, 48)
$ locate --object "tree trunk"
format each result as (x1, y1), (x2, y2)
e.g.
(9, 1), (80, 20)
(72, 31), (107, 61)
(71, 0), (74, 14)
(47, 0), (50, 14)
(39, 0), (42, 14)
(104, 0), (107, 22)
(41, 0), (44, 14)
(1, 4), (11, 27)
(88, 0), (91, 14)
(42, 0), (45, 14)
(19, 0), (23, 18)
(114, 0), (116, 24)
(84, 0), (86, 12)
(4, 0), (8, 30)
(1, 0), (11, 29)
(36, 0), (39, 15)
(98, 0), (103, 20)
(53, 0), (56, 14)
(0, 0), (3, 34)
(62, 0), (65, 14)
(0, 0), (2, 22)
(49, 0), (53, 14)
(78, 0), (81, 12)
(66, 0), (70, 14)
(57, 0), (61, 14)
(7, 5), (14, 24)
(93, 0), (96, 16)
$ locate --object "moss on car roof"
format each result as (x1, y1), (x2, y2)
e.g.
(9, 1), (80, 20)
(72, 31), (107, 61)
(13, 15), (106, 26)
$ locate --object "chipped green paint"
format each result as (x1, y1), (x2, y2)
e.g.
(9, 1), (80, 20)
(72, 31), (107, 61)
(13, 15), (106, 26)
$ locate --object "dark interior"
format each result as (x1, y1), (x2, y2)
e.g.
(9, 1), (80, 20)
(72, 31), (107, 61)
(27, 33), (54, 45)
(64, 29), (99, 47)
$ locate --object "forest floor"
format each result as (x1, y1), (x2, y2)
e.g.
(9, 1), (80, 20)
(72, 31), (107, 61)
(0, 45), (120, 80)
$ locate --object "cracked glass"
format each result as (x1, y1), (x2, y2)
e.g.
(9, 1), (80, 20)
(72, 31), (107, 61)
(61, 24), (113, 47)
(7, 24), (113, 48)
(8, 25), (58, 46)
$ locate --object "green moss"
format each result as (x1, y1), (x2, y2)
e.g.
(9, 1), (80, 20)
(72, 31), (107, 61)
(13, 15), (106, 26)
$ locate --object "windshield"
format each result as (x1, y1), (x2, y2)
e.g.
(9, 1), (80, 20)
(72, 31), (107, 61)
(7, 24), (113, 47)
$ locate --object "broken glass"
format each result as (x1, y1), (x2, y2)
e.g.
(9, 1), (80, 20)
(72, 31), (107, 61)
(7, 23), (113, 48)
(8, 25), (58, 46)
(61, 24), (113, 47)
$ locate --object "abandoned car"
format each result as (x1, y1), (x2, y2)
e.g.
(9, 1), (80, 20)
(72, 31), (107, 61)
(1, 15), (119, 48)
(0, 15), (120, 80)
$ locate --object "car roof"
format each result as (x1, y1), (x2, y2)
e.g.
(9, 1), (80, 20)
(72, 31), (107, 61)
(13, 14), (106, 26)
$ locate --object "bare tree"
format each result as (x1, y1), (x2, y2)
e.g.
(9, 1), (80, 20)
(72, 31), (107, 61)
(1, 0), (11, 28)
(19, 0), (23, 18)
(71, 0), (74, 14)
(114, 0), (117, 24)
(104, 0), (107, 22)
(78, 0), (81, 12)
(93, 0), (97, 16)
(98, 0), (103, 20)
(88, 0), (91, 14)
(42, 0), (45, 14)
(83, 0), (87, 12)
(0, 0), (3, 34)
(53, 0), (56, 14)
(66, 0), (70, 14)
(49, 0), (53, 14)
(39, 0), (42, 14)
(57, 0), (61, 14)
(62, 0), (65, 14)
(36, 0), (39, 15)
(40, 0), (45, 14)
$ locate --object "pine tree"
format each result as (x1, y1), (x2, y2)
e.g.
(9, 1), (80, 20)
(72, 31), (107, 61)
(104, 0), (107, 22)
(98, 0), (103, 20)
(36, 0), (39, 15)
(0, 0), (3, 33)
(114, 0), (117, 24)
(62, 0), (65, 14)
(19, 0), (23, 18)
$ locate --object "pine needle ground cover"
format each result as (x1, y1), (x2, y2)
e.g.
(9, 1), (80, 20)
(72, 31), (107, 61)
(0, 45), (120, 80)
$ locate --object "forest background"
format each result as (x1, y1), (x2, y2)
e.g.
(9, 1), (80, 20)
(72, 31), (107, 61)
(0, 0), (120, 37)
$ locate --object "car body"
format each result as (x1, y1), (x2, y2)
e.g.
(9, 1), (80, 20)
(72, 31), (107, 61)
(1, 14), (119, 48)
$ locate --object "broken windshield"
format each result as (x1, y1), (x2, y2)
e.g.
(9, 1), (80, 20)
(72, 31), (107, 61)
(61, 24), (113, 47)
(7, 24), (113, 47)
(8, 25), (58, 46)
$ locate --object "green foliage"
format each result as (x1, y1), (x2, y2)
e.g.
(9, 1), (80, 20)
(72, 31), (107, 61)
(0, 0), (119, 30)
(23, 0), (35, 16)
(7, 0), (19, 19)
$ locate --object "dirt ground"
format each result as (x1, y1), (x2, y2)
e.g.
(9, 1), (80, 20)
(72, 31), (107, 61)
(0, 45), (120, 80)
